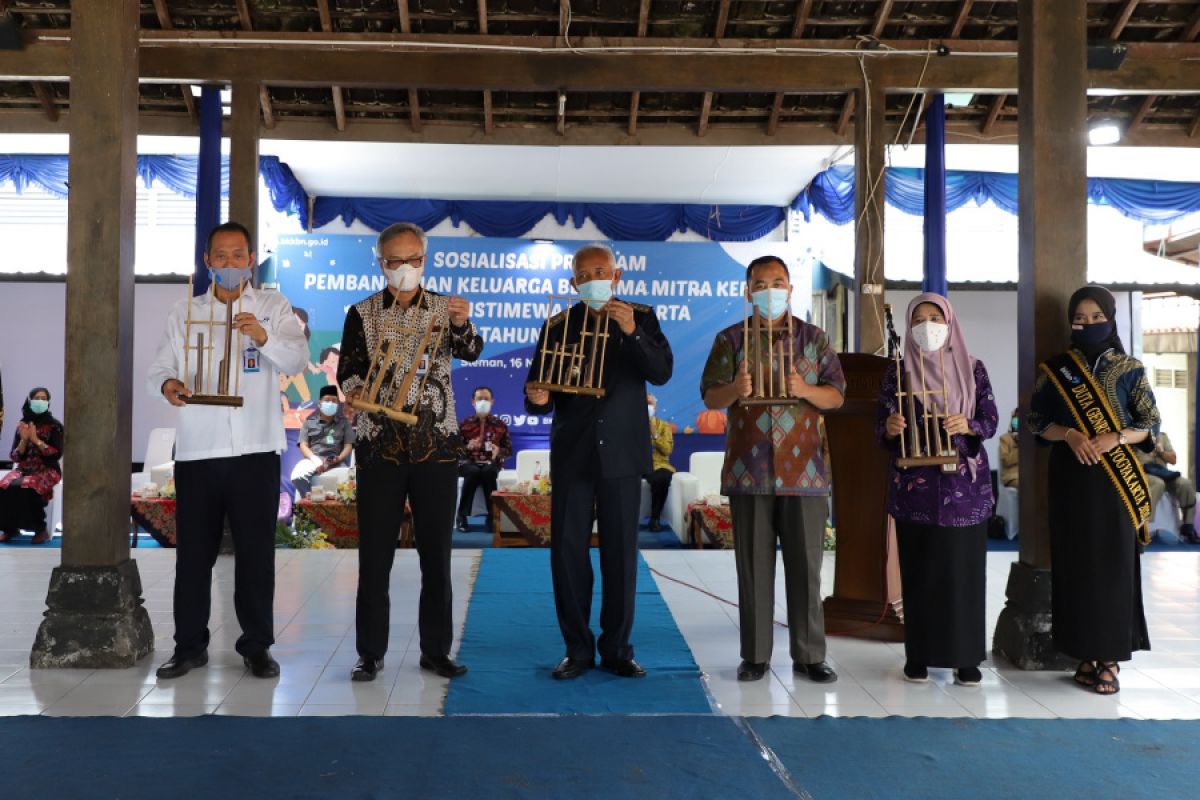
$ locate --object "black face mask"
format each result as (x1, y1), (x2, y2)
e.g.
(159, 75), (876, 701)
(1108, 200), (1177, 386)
(1071, 320), (1115, 350)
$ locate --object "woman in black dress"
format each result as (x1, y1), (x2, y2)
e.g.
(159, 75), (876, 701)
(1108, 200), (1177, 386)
(1029, 286), (1160, 695)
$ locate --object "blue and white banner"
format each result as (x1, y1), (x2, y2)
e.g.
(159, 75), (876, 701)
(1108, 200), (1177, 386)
(273, 235), (811, 449)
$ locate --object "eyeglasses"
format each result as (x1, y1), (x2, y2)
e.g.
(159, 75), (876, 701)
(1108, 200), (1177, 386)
(379, 255), (425, 269)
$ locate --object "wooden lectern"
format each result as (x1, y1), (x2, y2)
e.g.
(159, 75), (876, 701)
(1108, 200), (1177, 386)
(822, 353), (905, 642)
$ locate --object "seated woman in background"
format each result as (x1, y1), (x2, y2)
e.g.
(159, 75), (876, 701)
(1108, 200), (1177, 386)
(998, 407), (1020, 488)
(0, 388), (64, 544)
(877, 294), (998, 687)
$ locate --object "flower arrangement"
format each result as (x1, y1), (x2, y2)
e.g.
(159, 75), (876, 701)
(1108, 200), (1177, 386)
(336, 478), (356, 503)
(276, 517), (335, 549)
(160, 478), (177, 499)
(531, 462), (551, 495)
(823, 525), (836, 552)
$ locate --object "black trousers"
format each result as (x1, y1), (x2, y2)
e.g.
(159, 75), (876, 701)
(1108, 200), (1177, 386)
(644, 468), (673, 520)
(457, 462), (500, 520)
(356, 458), (457, 661)
(173, 452), (280, 660)
(0, 485), (47, 533)
(550, 472), (641, 662)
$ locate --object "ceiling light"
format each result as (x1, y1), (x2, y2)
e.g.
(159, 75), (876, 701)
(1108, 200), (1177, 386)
(1088, 121), (1122, 146)
(942, 92), (974, 108)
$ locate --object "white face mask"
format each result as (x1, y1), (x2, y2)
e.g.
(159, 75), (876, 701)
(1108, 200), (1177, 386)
(474, 400), (492, 415)
(910, 320), (949, 353)
(385, 265), (423, 291)
(647, 405), (656, 418)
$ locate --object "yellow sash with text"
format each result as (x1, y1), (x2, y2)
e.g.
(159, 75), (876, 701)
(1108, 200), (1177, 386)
(1040, 351), (1152, 542)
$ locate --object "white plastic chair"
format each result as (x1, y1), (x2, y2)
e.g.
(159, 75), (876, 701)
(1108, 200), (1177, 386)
(1150, 493), (1182, 543)
(131, 428), (176, 493)
(667, 451), (726, 544)
(996, 484), (1020, 540)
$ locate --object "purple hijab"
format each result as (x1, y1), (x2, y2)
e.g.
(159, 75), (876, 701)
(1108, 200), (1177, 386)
(904, 293), (979, 476)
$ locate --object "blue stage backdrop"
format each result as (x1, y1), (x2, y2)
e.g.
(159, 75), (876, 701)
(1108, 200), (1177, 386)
(273, 235), (811, 458)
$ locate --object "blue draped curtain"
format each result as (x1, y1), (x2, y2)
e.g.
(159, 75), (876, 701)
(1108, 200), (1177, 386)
(794, 165), (1200, 225)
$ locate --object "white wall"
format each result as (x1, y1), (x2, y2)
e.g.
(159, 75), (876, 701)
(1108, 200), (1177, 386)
(0, 282), (182, 467)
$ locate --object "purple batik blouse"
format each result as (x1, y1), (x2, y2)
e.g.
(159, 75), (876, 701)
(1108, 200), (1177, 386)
(875, 359), (999, 528)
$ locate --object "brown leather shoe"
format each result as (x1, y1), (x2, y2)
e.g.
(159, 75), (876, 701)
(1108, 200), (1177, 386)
(30, 528), (51, 545)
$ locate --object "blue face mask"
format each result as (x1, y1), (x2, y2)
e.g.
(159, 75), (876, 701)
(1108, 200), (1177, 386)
(576, 279), (614, 310)
(29, 399), (49, 415)
(319, 401), (338, 417)
(1011, 417), (1019, 432)
(210, 267), (251, 290)
(750, 288), (789, 320)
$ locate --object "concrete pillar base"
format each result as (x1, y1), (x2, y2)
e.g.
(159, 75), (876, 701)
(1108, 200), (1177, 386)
(992, 560), (1073, 671)
(31, 559), (153, 669)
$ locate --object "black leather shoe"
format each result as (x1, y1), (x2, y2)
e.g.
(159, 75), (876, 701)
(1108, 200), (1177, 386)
(243, 650), (280, 679)
(796, 661), (837, 683)
(552, 656), (594, 680)
(600, 657), (646, 678)
(156, 652), (208, 680)
(419, 654), (468, 678)
(737, 660), (768, 682)
(455, 517), (469, 532)
(351, 656), (384, 682)
(648, 518), (663, 532)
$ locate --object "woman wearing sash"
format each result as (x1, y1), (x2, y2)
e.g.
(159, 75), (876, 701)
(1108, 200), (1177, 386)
(878, 294), (998, 686)
(1029, 285), (1159, 695)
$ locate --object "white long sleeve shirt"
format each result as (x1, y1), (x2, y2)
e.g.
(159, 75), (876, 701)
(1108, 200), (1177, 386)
(146, 286), (310, 462)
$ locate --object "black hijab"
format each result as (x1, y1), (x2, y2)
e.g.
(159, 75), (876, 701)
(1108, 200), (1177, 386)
(1068, 285), (1125, 361)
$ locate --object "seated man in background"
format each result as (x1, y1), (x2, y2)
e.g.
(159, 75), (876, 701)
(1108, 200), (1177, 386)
(644, 393), (675, 532)
(1139, 430), (1197, 544)
(291, 385), (355, 499)
(457, 385), (512, 531)
(998, 407), (1019, 489)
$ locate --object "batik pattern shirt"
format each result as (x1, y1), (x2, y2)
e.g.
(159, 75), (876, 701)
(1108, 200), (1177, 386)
(700, 317), (845, 497)
(876, 359), (998, 527)
(338, 288), (483, 465)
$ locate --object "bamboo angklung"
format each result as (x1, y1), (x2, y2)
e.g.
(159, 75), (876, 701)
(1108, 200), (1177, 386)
(181, 277), (245, 408)
(347, 293), (445, 426)
(527, 293), (609, 397)
(740, 292), (798, 406)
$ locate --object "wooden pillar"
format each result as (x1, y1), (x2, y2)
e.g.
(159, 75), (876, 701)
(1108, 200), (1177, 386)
(993, 0), (1088, 670)
(853, 72), (886, 355)
(228, 80), (260, 242)
(32, 0), (153, 668)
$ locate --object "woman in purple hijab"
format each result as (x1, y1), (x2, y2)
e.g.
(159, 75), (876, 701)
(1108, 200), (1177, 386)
(876, 293), (998, 686)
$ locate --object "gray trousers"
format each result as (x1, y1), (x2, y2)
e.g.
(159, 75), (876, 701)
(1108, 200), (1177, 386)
(729, 494), (828, 665)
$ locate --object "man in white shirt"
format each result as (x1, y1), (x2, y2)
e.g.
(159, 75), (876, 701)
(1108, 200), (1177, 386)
(147, 222), (310, 680)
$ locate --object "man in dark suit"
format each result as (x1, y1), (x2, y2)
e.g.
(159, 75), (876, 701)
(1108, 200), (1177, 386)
(525, 243), (673, 680)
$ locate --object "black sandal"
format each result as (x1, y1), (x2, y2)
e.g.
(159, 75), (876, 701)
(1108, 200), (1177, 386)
(1073, 660), (1097, 687)
(1094, 662), (1120, 695)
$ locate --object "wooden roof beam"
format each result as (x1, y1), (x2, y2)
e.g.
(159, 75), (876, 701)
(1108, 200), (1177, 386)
(1188, 108), (1200, 139)
(395, 0), (421, 131)
(636, 0), (651, 38)
(1109, 1), (1140, 40)
(479, 0), (493, 134)
(30, 80), (57, 122)
(317, 1), (346, 132)
(698, 0), (731, 137)
(981, 93), (1005, 134)
(768, 1), (814, 135)
(836, 92), (856, 137)
(1183, 8), (1200, 42)
(948, 0), (973, 39)
(149, 0), (197, 123)
(871, 0), (896, 39)
(1129, 95), (1157, 131)
(235, 0), (253, 32)
(258, 84), (275, 129)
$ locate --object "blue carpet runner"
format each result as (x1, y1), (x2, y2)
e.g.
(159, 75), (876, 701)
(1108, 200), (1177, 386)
(748, 716), (1200, 799)
(445, 548), (711, 715)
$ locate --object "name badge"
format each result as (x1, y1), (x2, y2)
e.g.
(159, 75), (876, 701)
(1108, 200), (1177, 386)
(243, 345), (261, 373)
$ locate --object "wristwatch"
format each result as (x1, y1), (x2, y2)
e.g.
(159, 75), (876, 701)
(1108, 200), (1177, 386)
(1118, 432), (1128, 446)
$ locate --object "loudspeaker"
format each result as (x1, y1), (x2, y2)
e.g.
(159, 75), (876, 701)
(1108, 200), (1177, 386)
(1086, 42), (1127, 71)
(0, 12), (22, 51)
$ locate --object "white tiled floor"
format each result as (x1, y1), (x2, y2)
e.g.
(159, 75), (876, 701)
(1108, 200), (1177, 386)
(1, 547), (1199, 720)
(644, 549), (1200, 720)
